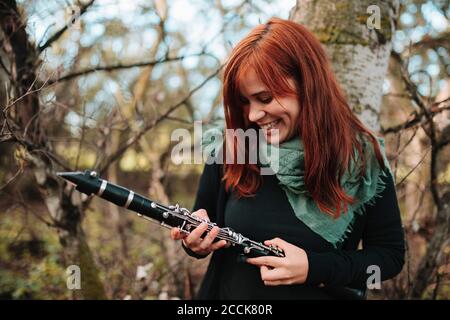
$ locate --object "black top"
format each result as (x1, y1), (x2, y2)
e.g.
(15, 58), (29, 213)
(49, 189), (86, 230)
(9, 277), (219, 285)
(183, 162), (405, 300)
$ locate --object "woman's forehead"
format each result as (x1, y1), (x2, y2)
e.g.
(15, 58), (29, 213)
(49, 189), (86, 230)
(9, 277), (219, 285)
(238, 68), (268, 97)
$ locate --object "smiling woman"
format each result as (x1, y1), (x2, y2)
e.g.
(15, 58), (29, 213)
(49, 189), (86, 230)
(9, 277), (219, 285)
(170, 17), (405, 300)
(221, 18), (388, 214)
(237, 69), (300, 145)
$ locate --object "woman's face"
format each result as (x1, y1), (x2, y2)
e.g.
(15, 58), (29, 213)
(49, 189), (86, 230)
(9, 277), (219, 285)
(238, 68), (300, 144)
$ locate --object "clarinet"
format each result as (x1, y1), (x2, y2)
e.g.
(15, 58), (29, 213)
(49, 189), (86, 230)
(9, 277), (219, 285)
(56, 170), (285, 259)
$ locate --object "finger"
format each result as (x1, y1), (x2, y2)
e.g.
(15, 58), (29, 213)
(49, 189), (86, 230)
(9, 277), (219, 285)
(260, 265), (289, 282)
(170, 228), (178, 240)
(264, 237), (289, 250)
(192, 209), (210, 222)
(171, 228), (187, 240)
(184, 222), (209, 246)
(263, 280), (286, 286)
(210, 240), (228, 251)
(198, 226), (220, 250)
(246, 256), (283, 268)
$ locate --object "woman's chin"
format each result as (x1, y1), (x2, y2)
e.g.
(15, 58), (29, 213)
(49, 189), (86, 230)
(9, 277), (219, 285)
(262, 129), (284, 145)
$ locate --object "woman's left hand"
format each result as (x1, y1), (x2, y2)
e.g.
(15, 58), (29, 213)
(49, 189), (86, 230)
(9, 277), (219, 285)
(246, 237), (309, 286)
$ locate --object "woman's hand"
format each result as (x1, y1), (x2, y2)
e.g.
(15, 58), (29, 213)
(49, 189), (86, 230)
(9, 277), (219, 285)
(170, 209), (228, 256)
(246, 237), (309, 286)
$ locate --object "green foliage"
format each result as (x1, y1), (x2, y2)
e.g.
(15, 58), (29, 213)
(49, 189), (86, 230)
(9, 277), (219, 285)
(0, 209), (69, 299)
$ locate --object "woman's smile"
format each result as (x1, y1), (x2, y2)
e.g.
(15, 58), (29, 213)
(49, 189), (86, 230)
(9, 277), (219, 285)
(239, 68), (300, 144)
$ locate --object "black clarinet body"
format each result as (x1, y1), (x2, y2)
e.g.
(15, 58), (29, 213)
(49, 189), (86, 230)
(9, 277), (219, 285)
(56, 170), (284, 259)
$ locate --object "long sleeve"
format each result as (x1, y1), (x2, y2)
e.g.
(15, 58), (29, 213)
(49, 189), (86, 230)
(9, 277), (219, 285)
(305, 170), (406, 288)
(192, 162), (222, 222)
(182, 162), (222, 259)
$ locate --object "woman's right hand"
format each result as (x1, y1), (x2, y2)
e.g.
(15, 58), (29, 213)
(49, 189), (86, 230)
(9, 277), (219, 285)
(170, 209), (228, 256)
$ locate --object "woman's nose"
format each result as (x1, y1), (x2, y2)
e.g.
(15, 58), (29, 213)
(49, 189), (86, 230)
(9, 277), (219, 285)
(248, 104), (266, 123)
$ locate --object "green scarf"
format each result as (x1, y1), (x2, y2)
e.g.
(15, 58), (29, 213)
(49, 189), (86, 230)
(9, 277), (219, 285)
(202, 124), (393, 248)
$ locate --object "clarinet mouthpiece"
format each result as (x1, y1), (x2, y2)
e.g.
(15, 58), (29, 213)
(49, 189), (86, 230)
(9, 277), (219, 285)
(56, 170), (100, 195)
(56, 171), (84, 184)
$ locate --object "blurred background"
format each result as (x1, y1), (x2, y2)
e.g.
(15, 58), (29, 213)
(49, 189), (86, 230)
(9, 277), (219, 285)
(0, 0), (448, 299)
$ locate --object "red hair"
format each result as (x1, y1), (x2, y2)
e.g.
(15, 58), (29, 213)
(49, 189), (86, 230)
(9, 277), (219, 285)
(221, 17), (386, 218)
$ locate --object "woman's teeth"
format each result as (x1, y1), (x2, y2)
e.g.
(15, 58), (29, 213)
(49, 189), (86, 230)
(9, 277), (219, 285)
(261, 119), (280, 130)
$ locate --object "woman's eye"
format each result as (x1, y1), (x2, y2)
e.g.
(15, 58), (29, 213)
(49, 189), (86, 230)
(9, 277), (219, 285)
(260, 97), (273, 104)
(239, 97), (249, 104)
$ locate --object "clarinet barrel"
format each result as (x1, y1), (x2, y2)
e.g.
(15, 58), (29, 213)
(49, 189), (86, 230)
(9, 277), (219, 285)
(56, 170), (181, 226)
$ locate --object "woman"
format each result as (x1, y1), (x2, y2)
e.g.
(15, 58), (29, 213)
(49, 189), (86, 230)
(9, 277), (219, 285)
(170, 17), (405, 299)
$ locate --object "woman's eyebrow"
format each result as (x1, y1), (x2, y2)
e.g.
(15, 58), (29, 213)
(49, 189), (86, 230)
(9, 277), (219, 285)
(243, 90), (270, 97)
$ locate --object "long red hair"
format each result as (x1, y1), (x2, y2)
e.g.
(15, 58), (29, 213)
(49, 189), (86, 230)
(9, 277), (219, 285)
(221, 17), (386, 218)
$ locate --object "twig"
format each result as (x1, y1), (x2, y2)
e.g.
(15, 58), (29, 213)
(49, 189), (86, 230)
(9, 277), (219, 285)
(0, 167), (23, 192)
(391, 50), (441, 209)
(381, 102), (450, 134)
(37, 0), (95, 54)
(165, 115), (194, 125)
(397, 127), (419, 158)
(3, 70), (56, 114)
(396, 146), (431, 187)
(97, 63), (225, 176)
(47, 52), (212, 85)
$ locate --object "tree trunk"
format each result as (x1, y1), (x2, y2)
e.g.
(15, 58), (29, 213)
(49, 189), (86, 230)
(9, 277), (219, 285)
(1, 0), (106, 299)
(290, 0), (399, 131)
(289, 0), (402, 298)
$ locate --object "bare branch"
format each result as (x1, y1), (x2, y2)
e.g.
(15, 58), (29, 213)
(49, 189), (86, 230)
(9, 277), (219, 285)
(437, 134), (450, 149)
(165, 115), (194, 125)
(381, 102), (450, 134)
(0, 166), (23, 192)
(46, 52), (211, 85)
(98, 63), (225, 176)
(396, 146), (431, 187)
(391, 50), (441, 209)
(37, 0), (95, 54)
(410, 31), (450, 53)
